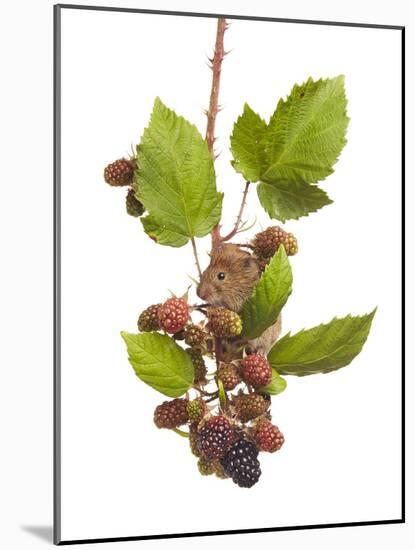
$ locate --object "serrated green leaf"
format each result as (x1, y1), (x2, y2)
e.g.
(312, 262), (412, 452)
(141, 214), (188, 247)
(263, 76), (349, 184)
(268, 309), (376, 376)
(230, 103), (267, 182)
(136, 97), (223, 239)
(241, 246), (293, 339)
(257, 180), (333, 223)
(121, 332), (194, 397)
(259, 369), (287, 395)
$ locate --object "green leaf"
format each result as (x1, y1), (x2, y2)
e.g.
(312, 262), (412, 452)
(259, 369), (287, 395)
(263, 76), (349, 184)
(241, 246), (293, 339)
(141, 214), (188, 247)
(121, 332), (194, 397)
(257, 180), (333, 223)
(136, 97), (223, 239)
(268, 309), (376, 376)
(230, 103), (267, 182)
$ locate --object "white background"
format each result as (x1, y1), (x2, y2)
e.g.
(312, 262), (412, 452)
(58, 5), (403, 541)
(0, 1), (412, 549)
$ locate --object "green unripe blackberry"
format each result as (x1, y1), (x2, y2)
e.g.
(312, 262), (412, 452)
(187, 397), (208, 424)
(126, 188), (145, 217)
(137, 304), (161, 332)
(216, 363), (241, 391)
(234, 393), (269, 423)
(207, 307), (242, 338)
(186, 348), (207, 385)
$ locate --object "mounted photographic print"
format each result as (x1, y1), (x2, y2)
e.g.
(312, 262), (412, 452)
(54, 4), (404, 545)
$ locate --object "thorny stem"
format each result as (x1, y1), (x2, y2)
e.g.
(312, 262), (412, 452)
(205, 17), (228, 364)
(205, 18), (228, 156)
(205, 393), (220, 404)
(221, 181), (251, 242)
(190, 237), (202, 280)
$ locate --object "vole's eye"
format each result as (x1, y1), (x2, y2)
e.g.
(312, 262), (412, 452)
(217, 272), (226, 281)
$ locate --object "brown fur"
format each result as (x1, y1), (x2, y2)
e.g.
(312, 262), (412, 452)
(197, 244), (281, 355)
(197, 244), (260, 312)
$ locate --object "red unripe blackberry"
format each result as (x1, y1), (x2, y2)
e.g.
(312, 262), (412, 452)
(253, 420), (285, 453)
(234, 393), (269, 423)
(207, 307), (242, 338)
(137, 304), (161, 332)
(221, 439), (261, 488)
(104, 158), (135, 187)
(126, 188), (145, 217)
(240, 354), (272, 387)
(197, 416), (234, 459)
(216, 363), (241, 391)
(153, 398), (189, 429)
(157, 297), (190, 334)
(186, 348), (207, 385)
(253, 226), (298, 258)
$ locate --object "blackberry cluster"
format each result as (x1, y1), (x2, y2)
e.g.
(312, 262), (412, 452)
(221, 439), (261, 488)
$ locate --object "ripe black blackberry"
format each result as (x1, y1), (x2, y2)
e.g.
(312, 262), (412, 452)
(221, 439), (261, 488)
(197, 415), (234, 459)
(153, 398), (189, 429)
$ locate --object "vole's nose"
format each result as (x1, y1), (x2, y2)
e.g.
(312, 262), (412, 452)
(197, 283), (208, 302)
